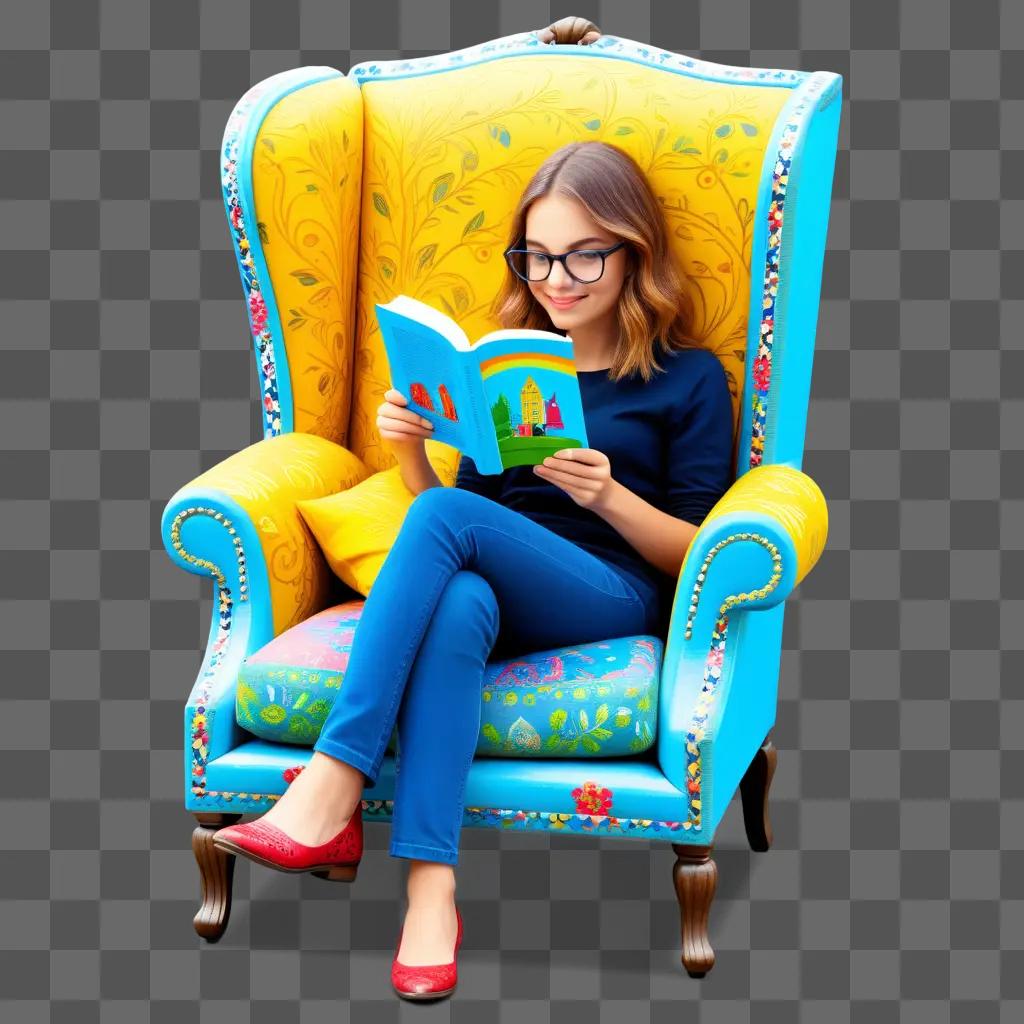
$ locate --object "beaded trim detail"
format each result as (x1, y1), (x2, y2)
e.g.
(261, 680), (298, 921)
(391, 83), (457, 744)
(679, 533), (783, 829)
(221, 76), (283, 438)
(172, 506), (248, 800)
(168, 507), (249, 601)
(682, 534), (782, 641)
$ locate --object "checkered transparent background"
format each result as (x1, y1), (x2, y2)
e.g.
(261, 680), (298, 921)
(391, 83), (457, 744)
(2, 0), (1021, 1019)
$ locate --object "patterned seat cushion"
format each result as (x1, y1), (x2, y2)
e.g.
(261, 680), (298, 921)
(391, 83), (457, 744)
(235, 600), (661, 757)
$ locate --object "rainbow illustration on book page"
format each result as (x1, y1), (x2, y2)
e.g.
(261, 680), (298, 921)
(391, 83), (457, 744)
(476, 348), (589, 469)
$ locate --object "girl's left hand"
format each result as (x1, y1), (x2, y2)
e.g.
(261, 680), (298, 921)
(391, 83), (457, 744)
(533, 448), (617, 511)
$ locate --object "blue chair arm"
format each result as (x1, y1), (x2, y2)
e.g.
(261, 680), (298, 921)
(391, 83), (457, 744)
(159, 432), (370, 801)
(656, 465), (829, 830)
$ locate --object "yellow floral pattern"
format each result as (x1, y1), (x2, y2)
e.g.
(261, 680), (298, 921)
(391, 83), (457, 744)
(252, 75), (363, 446)
(342, 55), (790, 471)
(186, 432), (372, 633)
(699, 463), (828, 585)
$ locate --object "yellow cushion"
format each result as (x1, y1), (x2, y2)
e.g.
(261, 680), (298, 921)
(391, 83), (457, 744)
(296, 440), (461, 596)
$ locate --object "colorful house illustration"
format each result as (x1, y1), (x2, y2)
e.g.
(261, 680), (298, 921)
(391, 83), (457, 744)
(520, 376), (543, 427)
(545, 393), (564, 430)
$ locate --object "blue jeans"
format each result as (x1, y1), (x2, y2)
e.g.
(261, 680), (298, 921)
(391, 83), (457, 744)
(311, 485), (661, 865)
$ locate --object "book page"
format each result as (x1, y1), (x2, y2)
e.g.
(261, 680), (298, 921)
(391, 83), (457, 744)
(375, 299), (475, 455)
(466, 334), (590, 471)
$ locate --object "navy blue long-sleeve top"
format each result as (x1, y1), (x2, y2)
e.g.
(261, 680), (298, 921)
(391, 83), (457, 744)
(454, 345), (736, 632)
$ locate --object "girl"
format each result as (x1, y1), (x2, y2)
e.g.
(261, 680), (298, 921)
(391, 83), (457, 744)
(213, 141), (736, 1000)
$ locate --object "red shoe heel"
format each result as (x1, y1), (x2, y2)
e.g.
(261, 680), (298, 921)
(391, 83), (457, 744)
(391, 905), (463, 1001)
(211, 803), (363, 880)
(309, 863), (358, 883)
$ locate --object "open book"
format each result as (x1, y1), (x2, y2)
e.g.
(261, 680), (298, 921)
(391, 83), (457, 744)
(375, 294), (590, 475)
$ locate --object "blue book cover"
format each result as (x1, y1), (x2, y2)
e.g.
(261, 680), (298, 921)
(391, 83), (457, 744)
(375, 294), (590, 475)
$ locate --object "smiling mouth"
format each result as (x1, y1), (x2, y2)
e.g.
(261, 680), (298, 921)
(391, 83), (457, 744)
(548, 294), (586, 304)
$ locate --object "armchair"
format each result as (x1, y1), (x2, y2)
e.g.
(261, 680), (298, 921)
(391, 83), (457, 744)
(160, 21), (839, 977)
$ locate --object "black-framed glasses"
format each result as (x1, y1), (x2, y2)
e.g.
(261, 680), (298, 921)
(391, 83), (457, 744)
(503, 240), (627, 284)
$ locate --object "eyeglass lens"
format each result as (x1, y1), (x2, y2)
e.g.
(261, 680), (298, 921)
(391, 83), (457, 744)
(508, 250), (607, 283)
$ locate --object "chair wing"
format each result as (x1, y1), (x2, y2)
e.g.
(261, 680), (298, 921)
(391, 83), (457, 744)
(221, 67), (363, 444)
(161, 433), (370, 642)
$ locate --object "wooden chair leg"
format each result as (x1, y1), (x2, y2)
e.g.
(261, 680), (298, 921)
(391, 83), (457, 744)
(192, 811), (242, 942)
(739, 733), (777, 853)
(671, 842), (717, 978)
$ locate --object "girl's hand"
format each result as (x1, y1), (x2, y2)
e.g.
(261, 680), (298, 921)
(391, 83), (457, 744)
(377, 388), (435, 448)
(533, 448), (618, 511)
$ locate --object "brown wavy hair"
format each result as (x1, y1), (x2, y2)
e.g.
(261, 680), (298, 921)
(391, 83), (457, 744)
(490, 141), (701, 384)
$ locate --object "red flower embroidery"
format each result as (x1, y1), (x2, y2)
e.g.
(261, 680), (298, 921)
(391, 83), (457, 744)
(571, 780), (613, 816)
(282, 765), (306, 784)
(249, 292), (268, 335)
(753, 354), (771, 392)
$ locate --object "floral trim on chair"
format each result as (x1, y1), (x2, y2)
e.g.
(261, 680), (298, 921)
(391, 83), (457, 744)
(748, 119), (790, 468)
(749, 73), (833, 468)
(221, 76), (286, 438)
(362, 798), (694, 837)
(572, 780), (613, 815)
(461, 806), (691, 836)
(187, 588), (232, 800)
(171, 505), (268, 804)
(350, 30), (814, 87)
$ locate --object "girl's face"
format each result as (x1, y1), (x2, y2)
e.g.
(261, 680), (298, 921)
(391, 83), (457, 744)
(521, 194), (629, 334)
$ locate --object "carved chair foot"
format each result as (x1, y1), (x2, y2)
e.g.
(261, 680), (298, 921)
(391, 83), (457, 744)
(671, 843), (717, 978)
(192, 812), (242, 942)
(739, 733), (778, 852)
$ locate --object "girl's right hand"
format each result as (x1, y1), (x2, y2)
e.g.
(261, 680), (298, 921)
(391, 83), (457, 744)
(377, 388), (435, 446)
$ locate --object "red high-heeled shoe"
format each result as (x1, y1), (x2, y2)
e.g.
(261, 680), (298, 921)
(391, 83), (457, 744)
(211, 804), (363, 882)
(391, 905), (463, 1001)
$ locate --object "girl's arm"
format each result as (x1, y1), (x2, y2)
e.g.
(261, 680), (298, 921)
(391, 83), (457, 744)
(593, 353), (735, 577)
(592, 484), (703, 579)
(396, 443), (444, 495)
